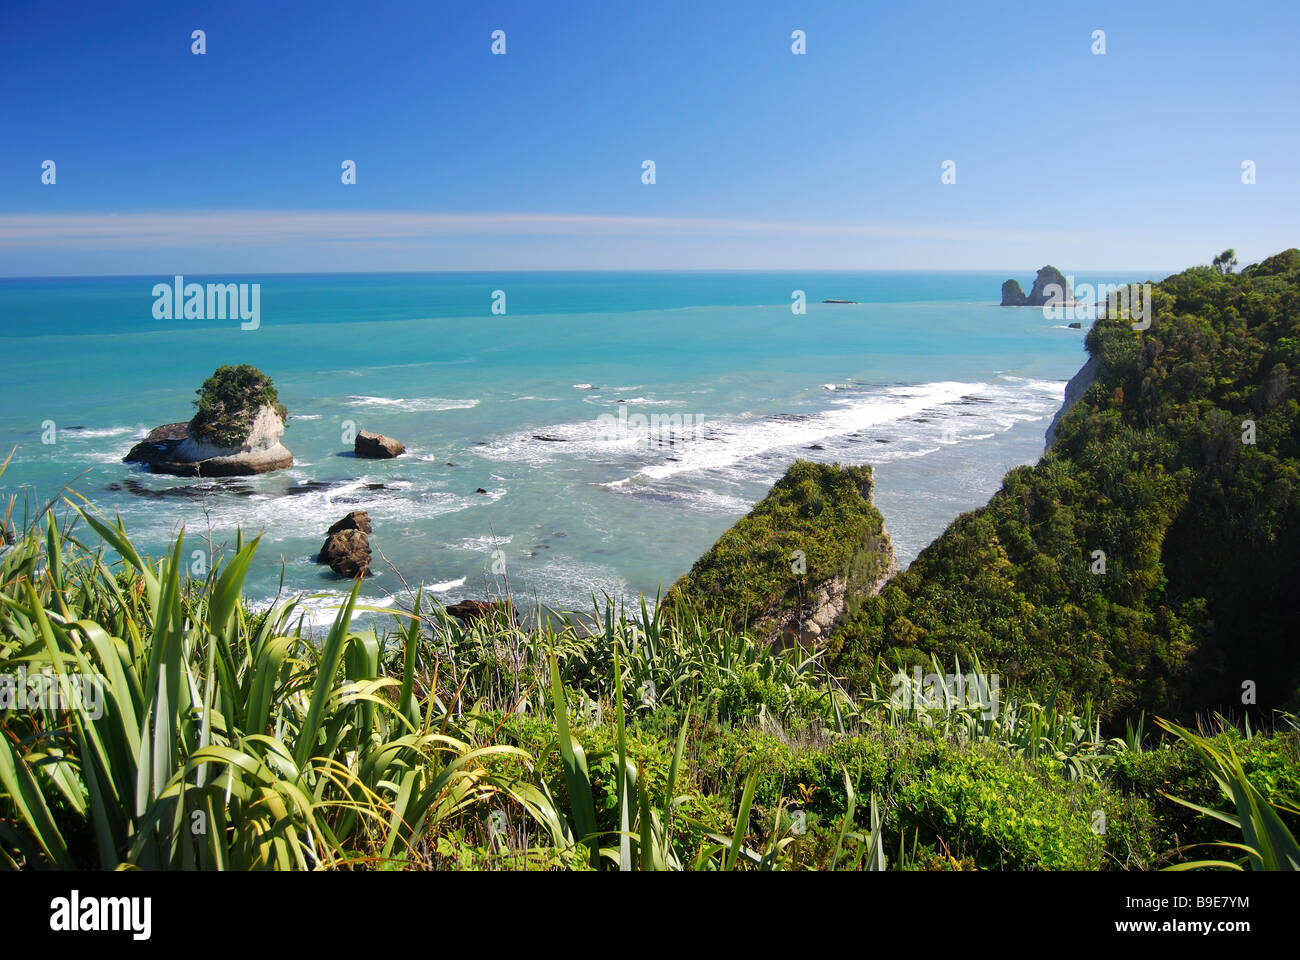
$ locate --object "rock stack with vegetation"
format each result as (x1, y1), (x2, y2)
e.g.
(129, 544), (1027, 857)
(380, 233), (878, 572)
(1001, 265), (1073, 306)
(123, 364), (292, 476)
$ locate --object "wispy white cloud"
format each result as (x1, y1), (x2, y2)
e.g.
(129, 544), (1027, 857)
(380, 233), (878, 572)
(0, 210), (1083, 247)
(2, 209), (1274, 274)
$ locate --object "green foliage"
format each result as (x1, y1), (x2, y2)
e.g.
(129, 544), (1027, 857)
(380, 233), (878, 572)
(666, 460), (892, 633)
(834, 250), (1300, 723)
(4, 501), (1296, 870)
(1154, 717), (1300, 870)
(1111, 722), (1300, 859)
(0, 504), (534, 869)
(189, 364), (288, 447)
(688, 721), (1143, 870)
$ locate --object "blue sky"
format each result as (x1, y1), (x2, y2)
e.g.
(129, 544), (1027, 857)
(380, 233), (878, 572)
(1, 0), (1297, 274)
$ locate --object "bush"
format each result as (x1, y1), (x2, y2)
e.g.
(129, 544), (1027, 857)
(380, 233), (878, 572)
(1110, 728), (1300, 858)
(189, 364), (288, 447)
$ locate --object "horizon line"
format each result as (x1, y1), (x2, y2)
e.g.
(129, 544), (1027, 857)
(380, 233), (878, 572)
(0, 265), (1171, 281)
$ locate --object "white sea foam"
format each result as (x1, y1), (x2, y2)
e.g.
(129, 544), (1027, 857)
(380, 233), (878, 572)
(345, 396), (479, 412)
(508, 553), (629, 611)
(117, 476), (472, 548)
(453, 534), (513, 549)
(428, 577), (466, 592)
(63, 426), (137, 439)
(637, 381), (975, 480)
(250, 591), (397, 629)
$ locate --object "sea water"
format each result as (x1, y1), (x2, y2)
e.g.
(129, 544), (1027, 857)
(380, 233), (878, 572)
(0, 270), (1152, 623)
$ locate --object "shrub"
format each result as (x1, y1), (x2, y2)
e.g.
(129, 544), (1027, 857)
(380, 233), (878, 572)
(189, 364), (288, 447)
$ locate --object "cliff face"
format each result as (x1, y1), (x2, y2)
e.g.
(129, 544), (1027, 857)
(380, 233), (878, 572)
(665, 461), (896, 649)
(1044, 354), (1099, 449)
(175, 404), (289, 463)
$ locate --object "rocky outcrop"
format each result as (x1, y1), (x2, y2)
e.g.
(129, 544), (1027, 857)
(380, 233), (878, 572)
(355, 430), (405, 459)
(1027, 265), (1072, 306)
(758, 558), (896, 649)
(1001, 266), (1075, 307)
(445, 599), (515, 624)
(123, 406), (293, 477)
(318, 511), (372, 578)
(1000, 279), (1028, 306)
(325, 511), (372, 537)
(122, 422), (190, 467)
(1045, 354), (1100, 449)
(757, 510), (898, 650)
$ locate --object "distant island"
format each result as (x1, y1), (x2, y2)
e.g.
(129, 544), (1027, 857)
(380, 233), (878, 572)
(1000, 265), (1074, 306)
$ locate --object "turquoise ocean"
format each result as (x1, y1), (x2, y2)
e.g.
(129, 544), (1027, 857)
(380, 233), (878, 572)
(0, 271), (1150, 624)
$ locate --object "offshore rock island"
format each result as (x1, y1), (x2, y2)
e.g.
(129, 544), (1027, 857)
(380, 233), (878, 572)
(1001, 265), (1075, 306)
(124, 364), (293, 477)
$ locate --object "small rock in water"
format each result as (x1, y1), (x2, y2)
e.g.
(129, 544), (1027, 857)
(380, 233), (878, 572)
(355, 430), (405, 459)
(317, 511), (373, 578)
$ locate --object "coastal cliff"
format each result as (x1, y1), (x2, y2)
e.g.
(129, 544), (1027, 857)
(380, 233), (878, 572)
(671, 249), (1300, 724)
(828, 249), (1300, 721)
(1044, 353), (1100, 449)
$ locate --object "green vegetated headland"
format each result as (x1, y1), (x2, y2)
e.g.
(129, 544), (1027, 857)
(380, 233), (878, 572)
(1, 252), (1298, 871)
(829, 249), (1300, 723)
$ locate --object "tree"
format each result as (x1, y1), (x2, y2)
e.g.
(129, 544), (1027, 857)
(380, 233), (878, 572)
(1212, 249), (1238, 275)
